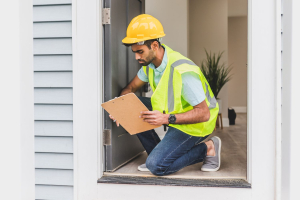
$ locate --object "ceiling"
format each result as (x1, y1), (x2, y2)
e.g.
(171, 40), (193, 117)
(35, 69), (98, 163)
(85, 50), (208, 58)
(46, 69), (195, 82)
(228, 0), (248, 17)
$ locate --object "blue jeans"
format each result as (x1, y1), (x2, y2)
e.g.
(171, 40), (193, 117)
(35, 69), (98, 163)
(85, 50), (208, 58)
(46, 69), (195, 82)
(136, 97), (209, 176)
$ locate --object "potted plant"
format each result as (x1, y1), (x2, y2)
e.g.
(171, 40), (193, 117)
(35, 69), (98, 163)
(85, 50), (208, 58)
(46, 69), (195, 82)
(200, 49), (233, 114)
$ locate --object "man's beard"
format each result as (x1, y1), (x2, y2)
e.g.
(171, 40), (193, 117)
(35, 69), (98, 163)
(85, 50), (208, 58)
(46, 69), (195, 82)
(138, 51), (155, 67)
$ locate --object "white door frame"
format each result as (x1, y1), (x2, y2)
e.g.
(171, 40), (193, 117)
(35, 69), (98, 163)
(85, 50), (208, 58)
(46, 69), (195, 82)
(73, 0), (280, 199)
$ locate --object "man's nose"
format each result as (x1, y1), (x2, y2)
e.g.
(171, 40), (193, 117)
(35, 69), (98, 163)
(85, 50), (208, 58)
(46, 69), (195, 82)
(135, 53), (141, 60)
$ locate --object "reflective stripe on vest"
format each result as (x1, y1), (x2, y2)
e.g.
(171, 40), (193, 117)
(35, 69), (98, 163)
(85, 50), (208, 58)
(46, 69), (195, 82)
(205, 83), (217, 109)
(146, 59), (217, 112)
(168, 59), (197, 112)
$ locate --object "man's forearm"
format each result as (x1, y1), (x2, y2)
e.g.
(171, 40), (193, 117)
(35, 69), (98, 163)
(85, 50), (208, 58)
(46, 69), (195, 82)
(120, 87), (132, 96)
(162, 101), (210, 125)
(141, 101), (210, 126)
(119, 75), (146, 96)
(171, 107), (210, 124)
(120, 85), (136, 96)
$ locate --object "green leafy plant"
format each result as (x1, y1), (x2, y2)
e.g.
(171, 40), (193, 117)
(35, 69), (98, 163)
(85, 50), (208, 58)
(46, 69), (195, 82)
(200, 49), (233, 99)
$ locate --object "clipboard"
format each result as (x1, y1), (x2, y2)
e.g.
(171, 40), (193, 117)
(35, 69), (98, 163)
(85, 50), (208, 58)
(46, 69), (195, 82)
(101, 93), (160, 135)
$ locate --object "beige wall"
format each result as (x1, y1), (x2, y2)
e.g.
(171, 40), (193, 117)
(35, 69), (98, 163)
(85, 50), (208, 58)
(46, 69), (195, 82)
(228, 0), (248, 17)
(145, 0), (188, 56)
(189, 0), (229, 118)
(228, 17), (247, 108)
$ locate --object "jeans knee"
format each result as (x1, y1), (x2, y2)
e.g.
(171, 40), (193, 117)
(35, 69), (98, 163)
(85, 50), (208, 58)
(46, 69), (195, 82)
(146, 156), (165, 176)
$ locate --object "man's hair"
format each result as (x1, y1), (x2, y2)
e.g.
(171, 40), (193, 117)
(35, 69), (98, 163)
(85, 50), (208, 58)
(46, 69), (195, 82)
(123, 38), (161, 49)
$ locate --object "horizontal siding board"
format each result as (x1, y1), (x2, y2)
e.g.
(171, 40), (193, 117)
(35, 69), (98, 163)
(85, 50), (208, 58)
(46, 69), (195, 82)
(35, 169), (73, 186)
(35, 121), (73, 136)
(34, 55), (72, 71)
(35, 153), (73, 169)
(35, 88), (73, 104)
(34, 72), (72, 87)
(34, 38), (72, 54)
(35, 136), (73, 153)
(33, 22), (72, 38)
(33, 5), (72, 22)
(34, 105), (73, 120)
(33, 0), (72, 5)
(35, 185), (73, 200)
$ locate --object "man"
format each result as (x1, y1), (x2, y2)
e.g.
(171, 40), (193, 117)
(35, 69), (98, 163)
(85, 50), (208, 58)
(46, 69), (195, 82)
(110, 14), (221, 176)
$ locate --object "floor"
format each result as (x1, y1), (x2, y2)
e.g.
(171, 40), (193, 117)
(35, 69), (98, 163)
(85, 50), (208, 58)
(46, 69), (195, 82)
(104, 113), (247, 180)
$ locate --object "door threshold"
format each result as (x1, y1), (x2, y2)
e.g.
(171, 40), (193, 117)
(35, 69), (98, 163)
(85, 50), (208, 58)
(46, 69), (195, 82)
(98, 175), (251, 188)
(103, 171), (246, 180)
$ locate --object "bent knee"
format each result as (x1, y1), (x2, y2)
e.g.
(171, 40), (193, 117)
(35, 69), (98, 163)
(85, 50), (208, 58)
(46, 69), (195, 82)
(146, 157), (166, 176)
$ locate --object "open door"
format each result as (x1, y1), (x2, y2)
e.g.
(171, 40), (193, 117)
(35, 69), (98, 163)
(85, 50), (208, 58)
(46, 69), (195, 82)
(103, 0), (146, 171)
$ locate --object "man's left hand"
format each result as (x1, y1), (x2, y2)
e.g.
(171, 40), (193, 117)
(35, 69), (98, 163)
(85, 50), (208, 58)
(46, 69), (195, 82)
(140, 110), (169, 126)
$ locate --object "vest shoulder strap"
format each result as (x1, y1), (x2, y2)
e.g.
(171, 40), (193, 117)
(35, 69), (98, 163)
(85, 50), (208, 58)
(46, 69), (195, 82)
(169, 58), (218, 111)
(142, 66), (147, 76)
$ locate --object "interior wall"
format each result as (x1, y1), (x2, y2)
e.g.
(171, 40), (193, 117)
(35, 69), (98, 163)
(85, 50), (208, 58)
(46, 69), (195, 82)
(228, 0), (248, 17)
(189, 0), (229, 120)
(145, 0), (188, 56)
(228, 17), (247, 109)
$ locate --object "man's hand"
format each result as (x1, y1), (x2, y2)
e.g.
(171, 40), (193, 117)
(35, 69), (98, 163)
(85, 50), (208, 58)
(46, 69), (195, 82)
(140, 110), (169, 126)
(109, 114), (120, 127)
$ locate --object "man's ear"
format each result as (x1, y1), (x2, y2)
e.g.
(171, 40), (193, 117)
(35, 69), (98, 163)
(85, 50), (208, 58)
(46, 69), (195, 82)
(151, 41), (159, 51)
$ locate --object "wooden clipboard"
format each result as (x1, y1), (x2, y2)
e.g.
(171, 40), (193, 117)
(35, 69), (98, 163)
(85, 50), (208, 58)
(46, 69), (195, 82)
(101, 93), (160, 135)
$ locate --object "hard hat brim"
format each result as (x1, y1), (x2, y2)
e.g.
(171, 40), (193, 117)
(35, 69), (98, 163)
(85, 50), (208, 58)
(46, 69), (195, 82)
(122, 34), (166, 44)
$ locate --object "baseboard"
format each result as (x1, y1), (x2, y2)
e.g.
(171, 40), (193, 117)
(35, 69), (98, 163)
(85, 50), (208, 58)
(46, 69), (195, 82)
(231, 107), (247, 113)
(222, 118), (229, 127)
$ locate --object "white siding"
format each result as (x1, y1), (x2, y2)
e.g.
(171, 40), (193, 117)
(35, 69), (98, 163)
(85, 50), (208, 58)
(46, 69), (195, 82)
(34, 38), (72, 54)
(35, 169), (73, 185)
(34, 105), (73, 120)
(35, 185), (73, 200)
(35, 137), (73, 153)
(34, 55), (72, 71)
(33, 0), (72, 5)
(35, 121), (73, 136)
(35, 153), (73, 169)
(33, 22), (72, 38)
(33, 5), (72, 22)
(34, 88), (73, 104)
(33, 1), (73, 199)
(34, 72), (73, 87)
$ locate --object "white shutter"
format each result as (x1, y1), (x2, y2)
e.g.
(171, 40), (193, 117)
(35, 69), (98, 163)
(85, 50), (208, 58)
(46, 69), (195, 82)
(33, 1), (74, 199)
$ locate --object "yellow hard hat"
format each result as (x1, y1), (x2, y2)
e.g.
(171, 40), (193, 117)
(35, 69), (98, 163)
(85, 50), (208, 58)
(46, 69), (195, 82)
(122, 14), (166, 44)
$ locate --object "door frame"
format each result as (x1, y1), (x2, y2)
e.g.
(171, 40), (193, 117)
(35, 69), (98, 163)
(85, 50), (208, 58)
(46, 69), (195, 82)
(73, 0), (281, 199)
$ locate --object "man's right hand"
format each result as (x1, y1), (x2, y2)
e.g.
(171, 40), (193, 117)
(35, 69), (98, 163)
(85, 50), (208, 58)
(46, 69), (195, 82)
(110, 75), (146, 127)
(109, 114), (120, 127)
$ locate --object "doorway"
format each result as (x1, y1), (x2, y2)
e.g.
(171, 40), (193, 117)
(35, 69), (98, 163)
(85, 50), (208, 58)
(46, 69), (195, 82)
(102, 0), (248, 181)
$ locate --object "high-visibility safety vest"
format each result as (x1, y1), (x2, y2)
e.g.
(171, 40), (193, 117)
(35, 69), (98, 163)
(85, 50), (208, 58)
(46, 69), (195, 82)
(142, 44), (219, 137)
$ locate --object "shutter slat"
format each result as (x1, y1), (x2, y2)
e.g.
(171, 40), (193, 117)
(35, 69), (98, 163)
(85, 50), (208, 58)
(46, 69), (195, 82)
(34, 38), (72, 55)
(33, 0), (72, 6)
(35, 169), (73, 186)
(35, 121), (73, 137)
(34, 55), (72, 71)
(35, 185), (73, 200)
(35, 153), (73, 169)
(35, 136), (73, 153)
(33, 5), (72, 22)
(34, 104), (73, 120)
(34, 72), (72, 87)
(35, 88), (73, 104)
(33, 22), (72, 38)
